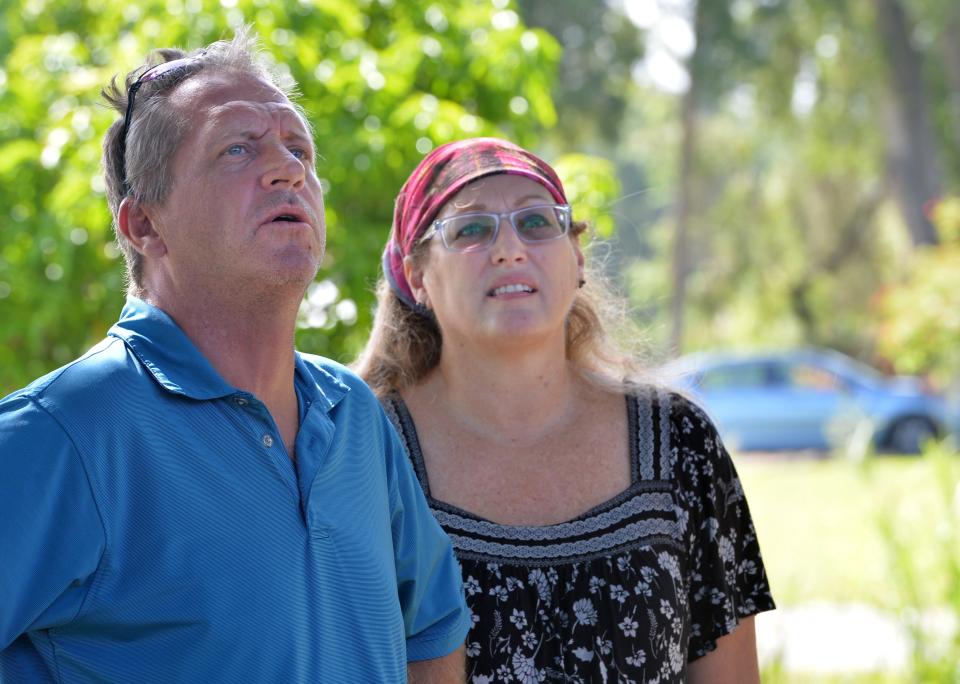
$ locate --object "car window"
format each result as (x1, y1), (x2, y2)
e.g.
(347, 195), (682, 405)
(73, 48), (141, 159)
(699, 362), (769, 390)
(787, 363), (843, 391)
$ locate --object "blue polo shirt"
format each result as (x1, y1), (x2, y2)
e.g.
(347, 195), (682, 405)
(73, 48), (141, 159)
(0, 298), (469, 683)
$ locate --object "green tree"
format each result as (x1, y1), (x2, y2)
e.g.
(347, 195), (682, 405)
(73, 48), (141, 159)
(1, 0), (623, 394)
(515, 0), (645, 149)
(875, 196), (960, 386)
(611, 1), (958, 366)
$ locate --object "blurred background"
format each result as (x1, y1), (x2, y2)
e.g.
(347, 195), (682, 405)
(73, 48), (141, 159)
(1, 0), (958, 680)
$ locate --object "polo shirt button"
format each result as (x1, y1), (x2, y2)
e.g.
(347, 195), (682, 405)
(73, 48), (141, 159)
(235, 397), (248, 406)
(262, 434), (274, 448)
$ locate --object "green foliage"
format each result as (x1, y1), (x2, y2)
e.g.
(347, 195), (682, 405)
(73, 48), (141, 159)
(873, 440), (960, 681)
(741, 451), (960, 682)
(0, 0), (617, 395)
(552, 153), (620, 239)
(875, 197), (960, 385)
(739, 457), (904, 608)
(515, 0), (645, 148)
(4, 0), (957, 400)
(612, 0), (958, 366)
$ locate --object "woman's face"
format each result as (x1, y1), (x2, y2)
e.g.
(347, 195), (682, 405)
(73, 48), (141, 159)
(405, 174), (584, 353)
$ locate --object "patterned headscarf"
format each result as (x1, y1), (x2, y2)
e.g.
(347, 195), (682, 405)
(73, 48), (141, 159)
(381, 137), (568, 307)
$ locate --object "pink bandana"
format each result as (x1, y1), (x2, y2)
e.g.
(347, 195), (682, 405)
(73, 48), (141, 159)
(381, 137), (568, 307)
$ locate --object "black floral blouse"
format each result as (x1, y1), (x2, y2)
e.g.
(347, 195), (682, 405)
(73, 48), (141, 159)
(384, 387), (775, 683)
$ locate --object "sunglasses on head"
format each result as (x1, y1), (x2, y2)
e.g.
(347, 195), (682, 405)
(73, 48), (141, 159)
(118, 52), (205, 194)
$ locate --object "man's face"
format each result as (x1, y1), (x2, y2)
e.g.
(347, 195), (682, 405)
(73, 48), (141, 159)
(145, 70), (325, 299)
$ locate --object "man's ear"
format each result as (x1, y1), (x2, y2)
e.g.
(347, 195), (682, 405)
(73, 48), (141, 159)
(118, 198), (167, 258)
(403, 254), (429, 307)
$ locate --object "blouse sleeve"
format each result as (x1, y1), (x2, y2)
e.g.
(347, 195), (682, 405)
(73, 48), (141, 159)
(665, 392), (775, 661)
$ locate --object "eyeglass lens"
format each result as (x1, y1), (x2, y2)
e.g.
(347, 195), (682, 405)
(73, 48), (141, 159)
(440, 205), (569, 251)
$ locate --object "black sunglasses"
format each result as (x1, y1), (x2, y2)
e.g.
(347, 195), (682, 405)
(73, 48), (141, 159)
(118, 53), (205, 194)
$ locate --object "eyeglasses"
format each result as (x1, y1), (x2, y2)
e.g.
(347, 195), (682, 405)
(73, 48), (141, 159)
(118, 53), (205, 194)
(421, 204), (572, 253)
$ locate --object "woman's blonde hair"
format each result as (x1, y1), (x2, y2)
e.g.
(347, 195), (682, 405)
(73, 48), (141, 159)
(354, 221), (646, 396)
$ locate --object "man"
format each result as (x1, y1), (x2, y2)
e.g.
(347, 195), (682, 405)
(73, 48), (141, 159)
(0, 30), (468, 682)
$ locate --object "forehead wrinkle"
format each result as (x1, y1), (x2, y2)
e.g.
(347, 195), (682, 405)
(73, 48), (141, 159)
(172, 73), (310, 135)
(206, 102), (313, 146)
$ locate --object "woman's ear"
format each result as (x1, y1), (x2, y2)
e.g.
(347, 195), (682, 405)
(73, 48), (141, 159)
(118, 198), (167, 258)
(403, 254), (430, 308)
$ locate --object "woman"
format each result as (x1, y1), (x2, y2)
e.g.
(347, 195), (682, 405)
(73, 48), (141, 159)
(356, 138), (774, 682)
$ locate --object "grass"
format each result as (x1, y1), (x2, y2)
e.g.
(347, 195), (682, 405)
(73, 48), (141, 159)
(734, 448), (960, 683)
(734, 452), (951, 609)
(760, 670), (907, 684)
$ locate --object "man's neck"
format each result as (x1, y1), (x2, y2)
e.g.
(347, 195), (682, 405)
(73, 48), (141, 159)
(146, 289), (303, 459)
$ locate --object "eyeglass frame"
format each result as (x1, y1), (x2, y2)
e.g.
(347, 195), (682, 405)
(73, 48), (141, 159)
(419, 203), (573, 253)
(117, 52), (206, 195)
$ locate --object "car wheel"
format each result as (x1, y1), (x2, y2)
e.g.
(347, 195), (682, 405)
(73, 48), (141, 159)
(884, 416), (938, 455)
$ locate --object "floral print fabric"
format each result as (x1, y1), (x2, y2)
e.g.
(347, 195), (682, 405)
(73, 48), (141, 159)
(385, 388), (775, 683)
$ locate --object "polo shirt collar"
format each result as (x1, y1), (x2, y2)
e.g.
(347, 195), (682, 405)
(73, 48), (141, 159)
(108, 297), (349, 412)
(108, 297), (235, 400)
(292, 353), (349, 413)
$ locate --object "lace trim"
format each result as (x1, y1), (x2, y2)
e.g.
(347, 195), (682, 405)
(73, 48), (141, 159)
(635, 390), (656, 481)
(659, 388), (675, 478)
(448, 517), (682, 561)
(382, 397), (401, 431)
(384, 394), (432, 495)
(432, 491), (674, 541)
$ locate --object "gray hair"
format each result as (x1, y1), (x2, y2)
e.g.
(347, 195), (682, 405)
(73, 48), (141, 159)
(100, 26), (298, 295)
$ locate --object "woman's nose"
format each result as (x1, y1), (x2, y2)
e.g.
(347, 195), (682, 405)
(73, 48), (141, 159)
(489, 215), (527, 263)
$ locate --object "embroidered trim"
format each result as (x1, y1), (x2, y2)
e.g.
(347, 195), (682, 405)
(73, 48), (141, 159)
(626, 389), (640, 483)
(382, 397), (401, 431)
(448, 517), (682, 561)
(432, 491), (674, 541)
(636, 390), (656, 481)
(454, 534), (684, 567)
(384, 395), (432, 496)
(659, 388), (675, 479)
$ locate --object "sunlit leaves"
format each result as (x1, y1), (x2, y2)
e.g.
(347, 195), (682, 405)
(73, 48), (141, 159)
(875, 197), (960, 385)
(553, 153), (621, 239)
(0, 0), (598, 392)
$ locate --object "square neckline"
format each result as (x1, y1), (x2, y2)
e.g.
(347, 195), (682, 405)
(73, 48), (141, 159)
(386, 392), (665, 531)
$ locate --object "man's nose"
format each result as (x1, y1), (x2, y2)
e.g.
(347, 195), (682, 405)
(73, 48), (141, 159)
(262, 145), (306, 190)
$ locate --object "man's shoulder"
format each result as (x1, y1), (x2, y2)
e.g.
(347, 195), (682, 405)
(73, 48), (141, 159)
(0, 335), (136, 450)
(297, 353), (375, 400)
(2, 336), (131, 409)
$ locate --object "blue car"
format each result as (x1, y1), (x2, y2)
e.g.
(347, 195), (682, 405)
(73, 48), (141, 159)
(664, 348), (954, 454)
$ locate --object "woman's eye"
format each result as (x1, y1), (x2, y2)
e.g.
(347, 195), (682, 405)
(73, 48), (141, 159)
(457, 222), (488, 237)
(290, 148), (307, 160)
(519, 213), (549, 229)
(226, 144), (247, 156)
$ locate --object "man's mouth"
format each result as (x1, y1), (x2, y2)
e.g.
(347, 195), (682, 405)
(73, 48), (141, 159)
(264, 206), (310, 225)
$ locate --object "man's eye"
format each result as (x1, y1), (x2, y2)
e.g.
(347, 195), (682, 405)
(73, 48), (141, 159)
(290, 148), (308, 160)
(226, 144), (247, 156)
